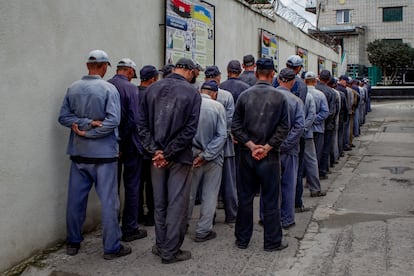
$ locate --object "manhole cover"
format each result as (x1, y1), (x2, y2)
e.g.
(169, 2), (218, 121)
(381, 166), (412, 174)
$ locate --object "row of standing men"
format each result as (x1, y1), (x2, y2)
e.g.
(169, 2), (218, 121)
(58, 50), (370, 263)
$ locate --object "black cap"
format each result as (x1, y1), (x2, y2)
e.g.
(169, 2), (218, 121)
(194, 60), (205, 71)
(328, 77), (337, 86)
(319, 69), (331, 81)
(339, 75), (349, 82)
(175, 57), (196, 70)
(205, 65), (221, 78)
(158, 63), (175, 78)
(243, 54), (255, 66)
(278, 68), (296, 82)
(201, 80), (219, 92)
(256, 58), (275, 71)
(140, 65), (158, 81)
(227, 60), (242, 73)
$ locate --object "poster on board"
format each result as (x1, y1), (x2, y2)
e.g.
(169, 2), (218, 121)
(318, 56), (326, 75)
(165, 0), (215, 69)
(296, 47), (308, 72)
(332, 62), (338, 77)
(260, 29), (279, 72)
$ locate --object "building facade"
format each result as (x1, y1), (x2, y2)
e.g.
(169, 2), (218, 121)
(310, 0), (414, 83)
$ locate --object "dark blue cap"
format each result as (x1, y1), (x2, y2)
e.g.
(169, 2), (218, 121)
(140, 65), (158, 81)
(205, 65), (221, 78)
(339, 75), (349, 82)
(159, 63), (175, 77)
(227, 60), (242, 73)
(201, 80), (219, 92)
(256, 58), (275, 71)
(175, 57), (196, 70)
(278, 68), (296, 82)
(319, 69), (331, 81)
(243, 54), (255, 66)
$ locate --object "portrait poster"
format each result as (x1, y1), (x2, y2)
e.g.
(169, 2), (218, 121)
(296, 47), (308, 72)
(318, 56), (326, 75)
(332, 62), (338, 77)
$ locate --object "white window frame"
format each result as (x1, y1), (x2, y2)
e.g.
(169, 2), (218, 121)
(336, 9), (351, 24)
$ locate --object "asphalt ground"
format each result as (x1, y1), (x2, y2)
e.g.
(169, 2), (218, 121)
(14, 100), (414, 276)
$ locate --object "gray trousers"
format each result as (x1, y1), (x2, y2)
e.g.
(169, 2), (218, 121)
(188, 160), (223, 237)
(303, 138), (322, 192)
(151, 162), (192, 260)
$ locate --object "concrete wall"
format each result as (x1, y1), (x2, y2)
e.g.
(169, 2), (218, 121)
(0, 0), (338, 271)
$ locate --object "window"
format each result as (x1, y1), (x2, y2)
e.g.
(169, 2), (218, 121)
(383, 7), (403, 22)
(382, 39), (403, 44)
(336, 10), (350, 24)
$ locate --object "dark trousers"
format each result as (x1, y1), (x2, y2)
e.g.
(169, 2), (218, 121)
(121, 153), (143, 234)
(151, 162), (192, 261)
(320, 130), (333, 176)
(295, 137), (306, 208)
(139, 159), (154, 223)
(220, 156), (238, 221)
(337, 120), (345, 155)
(235, 150), (283, 249)
(313, 132), (324, 167)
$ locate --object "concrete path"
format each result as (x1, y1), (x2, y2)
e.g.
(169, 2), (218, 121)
(18, 100), (414, 276)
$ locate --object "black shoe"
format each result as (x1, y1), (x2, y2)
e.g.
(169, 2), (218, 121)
(319, 175), (328, 180)
(151, 244), (161, 256)
(161, 250), (191, 264)
(310, 190), (327, 197)
(344, 147), (352, 151)
(194, 230), (217, 242)
(235, 240), (248, 249)
(103, 245), (132, 260)
(295, 206), (311, 213)
(264, 240), (288, 252)
(66, 243), (80, 256)
(225, 217), (236, 224)
(122, 229), (148, 242)
(258, 220), (264, 227)
(282, 222), (295, 230)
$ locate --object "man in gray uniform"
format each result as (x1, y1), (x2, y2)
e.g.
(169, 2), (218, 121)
(188, 80), (227, 242)
(58, 50), (131, 260)
(204, 66), (237, 223)
(304, 72), (329, 196)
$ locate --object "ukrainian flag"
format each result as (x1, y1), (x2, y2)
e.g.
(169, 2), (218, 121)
(270, 38), (277, 49)
(193, 5), (212, 25)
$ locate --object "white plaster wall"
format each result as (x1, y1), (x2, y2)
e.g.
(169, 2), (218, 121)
(0, 0), (165, 271)
(0, 0), (339, 271)
(209, 0), (339, 75)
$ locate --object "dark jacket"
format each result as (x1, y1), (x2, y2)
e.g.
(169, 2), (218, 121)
(220, 77), (250, 104)
(137, 73), (201, 165)
(315, 82), (337, 131)
(232, 81), (290, 151)
(239, 71), (257, 87)
(107, 74), (142, 154)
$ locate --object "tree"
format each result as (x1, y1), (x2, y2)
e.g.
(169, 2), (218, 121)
(367, 39), (414, 84)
